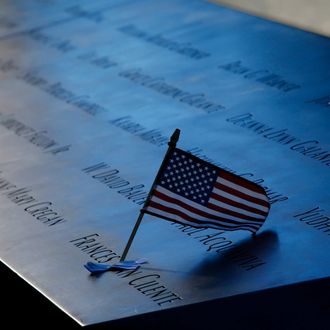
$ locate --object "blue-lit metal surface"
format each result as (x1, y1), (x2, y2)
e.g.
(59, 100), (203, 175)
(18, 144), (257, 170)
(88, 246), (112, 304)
(0, 0), (329, 326)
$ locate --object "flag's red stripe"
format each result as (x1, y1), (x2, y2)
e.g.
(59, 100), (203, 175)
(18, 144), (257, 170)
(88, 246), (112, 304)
(214, 182), (270, 208)
(145, 210), (257, 233)
(147, 201), (259, 231)
(219, 170), (266, 194)
(153, 189), (264, 222)
(147, 202), (260, 232)
(207, 200), (265, 222)
(209, 192), (268, 216)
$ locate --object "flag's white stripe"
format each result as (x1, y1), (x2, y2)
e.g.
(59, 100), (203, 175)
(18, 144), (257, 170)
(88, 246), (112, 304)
(156, 186), (264, 221)
(146, 206), (259, 232)
(217, 177), (268, 202)
(212, 187), (269, 212)
(208, 198), (264, 219)
(150, 193), (262, 226)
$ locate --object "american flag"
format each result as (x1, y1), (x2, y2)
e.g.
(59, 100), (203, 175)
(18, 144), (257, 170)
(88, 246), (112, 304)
(143, 148), (270, 233)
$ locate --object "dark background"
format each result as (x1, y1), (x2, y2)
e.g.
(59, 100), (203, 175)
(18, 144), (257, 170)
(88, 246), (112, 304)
(1, 262), (329, 330)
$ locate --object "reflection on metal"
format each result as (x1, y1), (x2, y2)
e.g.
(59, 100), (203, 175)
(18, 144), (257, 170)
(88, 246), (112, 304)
(0, 0), (329, 326)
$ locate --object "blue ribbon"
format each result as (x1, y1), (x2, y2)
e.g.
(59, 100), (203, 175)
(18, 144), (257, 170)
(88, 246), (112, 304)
(84, 259), (147, 274)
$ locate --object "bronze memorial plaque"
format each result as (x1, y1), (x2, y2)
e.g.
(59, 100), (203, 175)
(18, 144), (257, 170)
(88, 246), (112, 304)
(0, 0), (329, 327)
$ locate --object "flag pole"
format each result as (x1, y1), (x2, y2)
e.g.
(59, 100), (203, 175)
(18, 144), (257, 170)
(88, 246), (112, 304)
(120, 128), (181, 262)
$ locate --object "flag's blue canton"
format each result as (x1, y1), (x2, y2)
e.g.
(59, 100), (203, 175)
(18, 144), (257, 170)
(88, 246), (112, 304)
(158, 150), (218, 206)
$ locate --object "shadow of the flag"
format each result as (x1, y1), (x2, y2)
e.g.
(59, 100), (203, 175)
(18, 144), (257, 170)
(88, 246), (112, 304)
(191, 230), (279, 280)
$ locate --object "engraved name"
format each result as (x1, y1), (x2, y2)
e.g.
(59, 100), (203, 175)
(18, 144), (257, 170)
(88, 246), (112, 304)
(27, 30), (118, 70)
(227, 113), (330, 167)
(17, 72), (106, 116)
(0, 58), (108, 117)
(219, 61), (300, 92)
(293, 207), (330, 237)
(77, 51), (118, 70)
(118, 68), (226, 114)
(110, 116), (168, 147)
(118, 24), (210, 60)
(82, 162), (148, 206)
(71, 234), (183, 306)
(27, 29), (76, 53)
(0, 172), (67, 226)
(0, 112), (70, 155)
(65, 6), (104, 23)
(307, 94), (330, 108)
(70, 233), (120, 263)
(0, 58), (107, 117)
(171, 223), (266, 270)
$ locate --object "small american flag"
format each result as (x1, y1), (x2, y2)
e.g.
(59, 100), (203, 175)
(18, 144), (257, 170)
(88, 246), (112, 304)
(144, 148), (270, 233)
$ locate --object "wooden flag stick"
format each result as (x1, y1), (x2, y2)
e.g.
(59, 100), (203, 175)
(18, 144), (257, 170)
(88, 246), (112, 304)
(120, 128), (181, 262)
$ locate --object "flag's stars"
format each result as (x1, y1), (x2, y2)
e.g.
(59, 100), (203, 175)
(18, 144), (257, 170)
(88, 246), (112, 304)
(158, 150), (218, 205)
